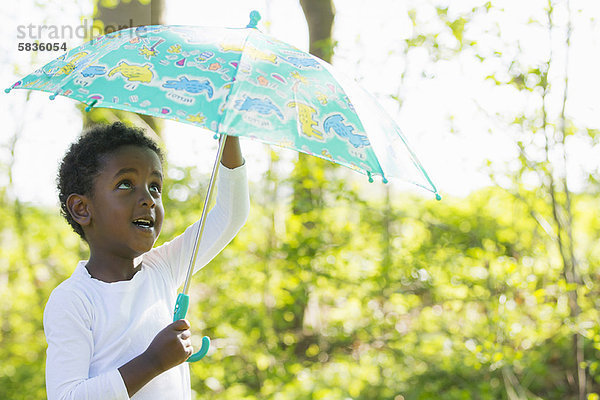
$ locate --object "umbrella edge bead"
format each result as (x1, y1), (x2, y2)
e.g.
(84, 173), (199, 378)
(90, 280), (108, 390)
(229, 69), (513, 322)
(49, 89), (61, 100)
(4, 82), (20, 93)
(84, 99), (98, 112)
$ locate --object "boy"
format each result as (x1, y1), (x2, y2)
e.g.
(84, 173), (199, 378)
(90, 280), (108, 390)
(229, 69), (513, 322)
(44, 122), (249, 399)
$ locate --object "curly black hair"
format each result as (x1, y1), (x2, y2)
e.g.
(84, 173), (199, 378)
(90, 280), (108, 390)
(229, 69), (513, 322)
(57, 122), (164, 240)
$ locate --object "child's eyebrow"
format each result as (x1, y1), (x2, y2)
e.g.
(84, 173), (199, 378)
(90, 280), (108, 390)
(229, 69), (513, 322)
(113, 168), (163, 180)
(152, 170), (163, 180)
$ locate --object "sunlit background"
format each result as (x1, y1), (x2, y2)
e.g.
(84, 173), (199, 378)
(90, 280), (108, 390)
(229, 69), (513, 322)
(3, 0), (598, 205)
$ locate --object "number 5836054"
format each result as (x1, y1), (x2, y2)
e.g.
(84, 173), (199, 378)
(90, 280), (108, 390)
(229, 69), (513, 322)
(18, 42), (67, 52)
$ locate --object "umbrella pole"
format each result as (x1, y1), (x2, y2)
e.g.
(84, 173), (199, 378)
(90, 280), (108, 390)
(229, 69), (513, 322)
(182, 133), (228, 295)
(172, 133), (227, 363)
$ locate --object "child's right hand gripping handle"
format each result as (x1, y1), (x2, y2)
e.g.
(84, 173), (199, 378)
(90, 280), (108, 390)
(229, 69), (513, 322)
(173, 293), (210, 362)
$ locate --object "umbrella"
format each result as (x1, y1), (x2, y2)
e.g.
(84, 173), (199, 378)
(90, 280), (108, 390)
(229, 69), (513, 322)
(5, 11), (440, 362)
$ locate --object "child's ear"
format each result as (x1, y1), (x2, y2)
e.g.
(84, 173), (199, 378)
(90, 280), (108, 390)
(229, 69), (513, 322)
(66, 194), (91, 227)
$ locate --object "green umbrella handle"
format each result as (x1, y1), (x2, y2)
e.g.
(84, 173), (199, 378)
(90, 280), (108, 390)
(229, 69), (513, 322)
(173, 293), (210, 362)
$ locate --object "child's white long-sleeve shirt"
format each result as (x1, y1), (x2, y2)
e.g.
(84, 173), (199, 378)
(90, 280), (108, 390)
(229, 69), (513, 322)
(44, 163), (249, 400)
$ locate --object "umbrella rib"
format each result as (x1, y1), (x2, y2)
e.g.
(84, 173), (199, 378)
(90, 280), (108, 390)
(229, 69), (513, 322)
(215, 28), (254, 135)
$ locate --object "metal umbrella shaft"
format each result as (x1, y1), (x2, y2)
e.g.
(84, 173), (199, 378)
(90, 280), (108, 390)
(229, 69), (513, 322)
(182, 133), (228, 295)
(173, 133), (228, 362)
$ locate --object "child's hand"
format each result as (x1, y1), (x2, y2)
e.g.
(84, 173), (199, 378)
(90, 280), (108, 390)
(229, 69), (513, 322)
(143, 319), (193, 373)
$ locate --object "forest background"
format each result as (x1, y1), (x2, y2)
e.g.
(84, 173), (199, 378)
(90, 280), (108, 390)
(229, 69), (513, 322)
(1, 0), (599, 399)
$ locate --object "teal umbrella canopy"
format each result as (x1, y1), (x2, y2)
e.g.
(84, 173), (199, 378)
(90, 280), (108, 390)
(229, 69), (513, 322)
(6, 14), (440, 198)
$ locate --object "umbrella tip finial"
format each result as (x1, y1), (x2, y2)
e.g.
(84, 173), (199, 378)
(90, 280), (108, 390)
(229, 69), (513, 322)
(435, 193), (442, 201)
(247, 10), (261, 29)
(4, 88), (11, 94)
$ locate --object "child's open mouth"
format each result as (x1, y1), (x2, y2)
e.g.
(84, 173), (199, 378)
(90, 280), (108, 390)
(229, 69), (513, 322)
(132, 218), (155, 229)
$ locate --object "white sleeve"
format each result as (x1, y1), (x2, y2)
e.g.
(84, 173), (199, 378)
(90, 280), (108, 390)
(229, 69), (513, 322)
(44, 289), (129, 400)
(151, 162), (250, 289)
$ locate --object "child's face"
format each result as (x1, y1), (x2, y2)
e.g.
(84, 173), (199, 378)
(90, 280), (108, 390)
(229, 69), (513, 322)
(86, 145), (164, 259)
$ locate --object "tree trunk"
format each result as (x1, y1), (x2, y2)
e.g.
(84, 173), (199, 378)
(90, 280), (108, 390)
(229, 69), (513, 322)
(287, 0), (336, 364)
(299, 0), (335, 63)
(544, 2), (583, 398)
(292, 0), (335, 216)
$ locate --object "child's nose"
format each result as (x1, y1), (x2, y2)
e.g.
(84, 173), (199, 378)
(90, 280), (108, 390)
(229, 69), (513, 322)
(139, 187), (156, 208)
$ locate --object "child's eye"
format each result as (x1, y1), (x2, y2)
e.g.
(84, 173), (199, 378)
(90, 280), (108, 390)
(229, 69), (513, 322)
(150, 183), (162, 194)
(117, 181), (132, 190)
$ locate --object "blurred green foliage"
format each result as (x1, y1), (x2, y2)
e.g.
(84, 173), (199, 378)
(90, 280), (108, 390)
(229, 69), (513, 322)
(0, 160), (598, 399)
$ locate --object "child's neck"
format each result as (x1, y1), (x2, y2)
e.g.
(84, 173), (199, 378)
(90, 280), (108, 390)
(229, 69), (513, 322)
(85, 252), (141, 283)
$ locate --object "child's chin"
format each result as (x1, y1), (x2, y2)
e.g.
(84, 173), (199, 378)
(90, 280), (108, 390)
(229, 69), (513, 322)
(141, 240), (158, 253)
(132, 238), (159, 256)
